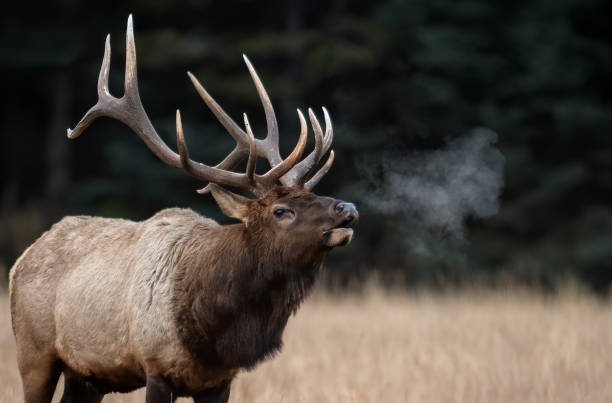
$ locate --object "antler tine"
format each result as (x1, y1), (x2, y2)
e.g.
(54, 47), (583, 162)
(259, 110), (308, 185)
(174, 107), (265, 191)
(188, 65), (284, 168)
(188, 68), (283, 173)
(304, 107), (335, 189)
(304, 150), (335, 190)
(175, 110), (190, 169)
(187, 71), (250, 155)
(242, 55), (282, 166)
(98, 35), (112, 99)
(321, 107), (334, 158)
(280, 106), (335, 186)
(308, 108), (325, 164)
(279, 108), (323, 186)
(243, 113), (257, 185)
(66, 34), (111, 140)
(124, 15), (139, 96)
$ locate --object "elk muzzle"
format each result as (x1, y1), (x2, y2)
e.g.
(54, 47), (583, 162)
(323, 201), (359, 247)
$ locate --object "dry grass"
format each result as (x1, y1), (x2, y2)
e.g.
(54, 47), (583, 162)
(2, 287), (612, 402)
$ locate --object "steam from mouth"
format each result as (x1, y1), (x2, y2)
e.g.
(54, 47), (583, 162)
(359, 128), (504, 259)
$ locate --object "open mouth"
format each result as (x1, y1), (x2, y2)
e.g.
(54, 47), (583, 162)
(330, 216), (356, 230)
(323, 217), (356, 247)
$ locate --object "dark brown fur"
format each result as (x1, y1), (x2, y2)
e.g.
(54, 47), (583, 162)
(172, 187), (330, 371)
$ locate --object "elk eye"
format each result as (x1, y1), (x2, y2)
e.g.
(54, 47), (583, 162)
(273, 207), (287, 218)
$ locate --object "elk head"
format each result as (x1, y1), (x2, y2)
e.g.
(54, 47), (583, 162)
(68, 15), (358, 254)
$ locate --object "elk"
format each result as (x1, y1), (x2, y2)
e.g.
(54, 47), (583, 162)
(9, 15), (357, 403)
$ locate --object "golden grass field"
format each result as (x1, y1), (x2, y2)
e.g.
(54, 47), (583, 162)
(1, 287), (612, 402)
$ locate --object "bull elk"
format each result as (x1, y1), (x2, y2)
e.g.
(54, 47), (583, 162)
(9, 15), (357, 403)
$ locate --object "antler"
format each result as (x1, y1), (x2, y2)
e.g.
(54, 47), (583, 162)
(189, 56), (335, 193)
(68, 15), (334, 197)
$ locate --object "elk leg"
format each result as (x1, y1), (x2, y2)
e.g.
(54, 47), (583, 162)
(59, 374), (103, 403)
(20, 357), (61, 403)
(145, 376), (176, 403)
(193, 380), (231, 403)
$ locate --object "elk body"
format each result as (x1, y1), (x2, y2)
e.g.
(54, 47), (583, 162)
(9, 16), (357, 403)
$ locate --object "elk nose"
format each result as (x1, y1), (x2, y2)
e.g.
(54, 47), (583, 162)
(335, 202), (359, 223)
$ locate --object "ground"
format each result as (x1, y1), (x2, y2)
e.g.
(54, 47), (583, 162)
(1, 287), (611, 402)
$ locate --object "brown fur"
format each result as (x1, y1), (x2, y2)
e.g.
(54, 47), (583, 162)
(9, 186), (357, 402)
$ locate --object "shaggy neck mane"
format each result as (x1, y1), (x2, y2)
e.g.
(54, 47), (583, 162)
(171, 222), (327, 370)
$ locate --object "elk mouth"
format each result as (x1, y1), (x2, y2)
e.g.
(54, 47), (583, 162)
(322, 218), (356, 248)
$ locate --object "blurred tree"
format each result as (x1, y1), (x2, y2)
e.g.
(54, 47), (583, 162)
(1, 0), (611, 292)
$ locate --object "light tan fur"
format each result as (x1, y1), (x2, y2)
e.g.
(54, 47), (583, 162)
(10, 209), (236, 395)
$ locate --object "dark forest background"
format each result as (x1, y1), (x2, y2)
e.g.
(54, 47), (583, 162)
(1, 0), (611, 292)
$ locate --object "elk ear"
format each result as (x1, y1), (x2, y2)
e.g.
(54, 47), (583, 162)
(208, 184), (251, 222)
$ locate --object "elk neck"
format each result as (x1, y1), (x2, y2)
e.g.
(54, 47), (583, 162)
(171, 221), (328, 370)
